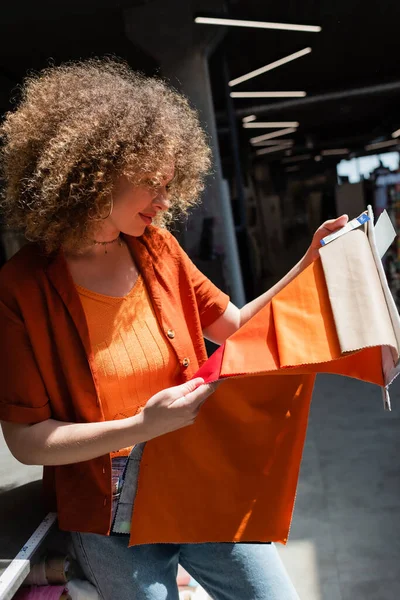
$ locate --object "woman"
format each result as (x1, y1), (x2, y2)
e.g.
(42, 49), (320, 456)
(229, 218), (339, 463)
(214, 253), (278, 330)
(0, 58), (346, 600)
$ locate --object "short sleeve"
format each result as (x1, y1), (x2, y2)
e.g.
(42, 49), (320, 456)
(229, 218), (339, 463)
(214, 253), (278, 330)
(187, 257), (230, 329)
(0, 300), (51, 424)
(168, 235), (230, 329)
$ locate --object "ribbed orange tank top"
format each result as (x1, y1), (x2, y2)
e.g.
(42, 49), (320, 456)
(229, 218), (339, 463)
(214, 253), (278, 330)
(77, 275), (180, 456)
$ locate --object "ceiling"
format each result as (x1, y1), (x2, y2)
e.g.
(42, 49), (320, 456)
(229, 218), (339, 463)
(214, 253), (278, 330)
(0, 1), (158, 114)
(0, 0), (399, 170)
(210, 0), (400, 166)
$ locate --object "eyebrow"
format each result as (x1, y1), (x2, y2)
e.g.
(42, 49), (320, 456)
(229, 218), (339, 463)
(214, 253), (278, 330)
(142, 172), (175, 186)
(162, 174), (175, 186)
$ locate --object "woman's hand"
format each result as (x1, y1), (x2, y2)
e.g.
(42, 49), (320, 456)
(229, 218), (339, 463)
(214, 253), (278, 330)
(302, 214), (349, 266)
(1, 378), (220, 466)
(136, 378), (219, 442)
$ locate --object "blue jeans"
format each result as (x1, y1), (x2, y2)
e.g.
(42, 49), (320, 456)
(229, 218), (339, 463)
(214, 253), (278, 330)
(71, 533), (300, 600)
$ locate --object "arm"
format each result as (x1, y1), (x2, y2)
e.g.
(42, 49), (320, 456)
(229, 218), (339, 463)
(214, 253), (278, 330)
(203, 258), (303, 345)
(1, 378), (218, 466)
(1, 416), (145, 466)
(204, 216), (348, 345)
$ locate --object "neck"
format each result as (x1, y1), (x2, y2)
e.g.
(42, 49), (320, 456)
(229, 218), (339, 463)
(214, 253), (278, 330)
(92, 222), (121, 243)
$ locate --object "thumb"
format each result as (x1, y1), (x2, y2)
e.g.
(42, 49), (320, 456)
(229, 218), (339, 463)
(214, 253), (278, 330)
(327, 214), (348, 230)
(317, 214), (348, 236)
(178, 377), (205, 397)
(167, 377), (205, 407)
(336, 213), (349, 224)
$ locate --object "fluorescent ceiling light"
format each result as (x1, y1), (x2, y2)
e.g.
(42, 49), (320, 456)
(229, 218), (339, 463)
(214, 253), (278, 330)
(391, 128), (400, 138)
(250, 127), (297, 144)
(282, 154), (311, 163)
(242, 114), (257, 123)
(229, 47), (312, 87)
(231, 91), (306, 98)
(321, 148), (349, 156)
(365, 139), (400, 151)
(256, 145), (290, 156)
(286, 165), (300, 172)
(244, 121), (299, 129)
(195, 17), (322, 33)
(253, 140), (294, 147)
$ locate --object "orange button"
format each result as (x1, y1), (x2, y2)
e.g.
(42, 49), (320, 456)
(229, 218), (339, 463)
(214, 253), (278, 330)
(182, 358), (190, 368)
(167, 329), (175, 339)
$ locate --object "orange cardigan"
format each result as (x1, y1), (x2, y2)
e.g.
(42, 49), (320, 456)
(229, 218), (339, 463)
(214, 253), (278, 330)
(0, 226), (229, 534)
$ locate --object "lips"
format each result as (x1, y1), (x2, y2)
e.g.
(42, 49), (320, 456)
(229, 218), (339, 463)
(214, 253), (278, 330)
(139, 213), (153, 225)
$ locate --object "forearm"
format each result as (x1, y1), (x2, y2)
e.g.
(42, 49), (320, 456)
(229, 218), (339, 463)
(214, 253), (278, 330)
(240, 256), (307, 328)
(206, 217), (346, 343)
(3, 414), (144, 466)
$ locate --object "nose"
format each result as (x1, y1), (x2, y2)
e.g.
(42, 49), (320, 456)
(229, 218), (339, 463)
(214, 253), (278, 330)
(153, 188), (172, 211)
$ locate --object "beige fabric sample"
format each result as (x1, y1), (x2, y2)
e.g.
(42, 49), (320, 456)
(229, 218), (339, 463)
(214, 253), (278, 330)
(319, 228), (398, 357)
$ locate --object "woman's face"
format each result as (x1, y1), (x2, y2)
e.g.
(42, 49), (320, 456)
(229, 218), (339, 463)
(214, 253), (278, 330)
(101, 166), (174, 238)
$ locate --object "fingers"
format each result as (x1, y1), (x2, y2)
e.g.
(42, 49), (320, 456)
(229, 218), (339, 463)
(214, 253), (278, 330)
(192, 380), (220, 399)
(175, 378), (205, 398)
(202, 381), (220, 394)
(172, 380), (219, 410)
(319, 214), (348, 233)
(184, 384), (216, 406)
(178, 378), (219, 399)
(194, 381), (219, 408)
(184, 377), (205, 391)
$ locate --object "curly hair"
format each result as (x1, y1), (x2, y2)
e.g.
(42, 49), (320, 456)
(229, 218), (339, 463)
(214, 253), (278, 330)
(0, 58), (211, 252)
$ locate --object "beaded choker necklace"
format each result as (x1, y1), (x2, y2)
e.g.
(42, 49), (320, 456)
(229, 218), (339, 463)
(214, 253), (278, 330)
(92, 235), (122, 254)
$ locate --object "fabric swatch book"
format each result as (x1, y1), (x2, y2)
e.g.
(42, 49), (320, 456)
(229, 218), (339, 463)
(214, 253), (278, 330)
(121, 205), (399, 547)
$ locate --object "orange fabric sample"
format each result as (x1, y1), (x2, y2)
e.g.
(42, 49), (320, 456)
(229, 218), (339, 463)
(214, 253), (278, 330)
(128, 259), (384, 546)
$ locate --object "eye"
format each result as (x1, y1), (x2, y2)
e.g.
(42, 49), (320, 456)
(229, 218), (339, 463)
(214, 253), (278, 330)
(142, 175), (174, 193)
(144, 178), (159, 188)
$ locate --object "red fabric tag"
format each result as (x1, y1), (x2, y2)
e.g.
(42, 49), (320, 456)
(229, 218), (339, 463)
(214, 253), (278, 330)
(193, 344), (225, 383)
